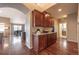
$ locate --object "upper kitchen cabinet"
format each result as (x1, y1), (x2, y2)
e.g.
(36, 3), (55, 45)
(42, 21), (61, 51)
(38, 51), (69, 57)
(32, 10), (54, 27)
(32, 10), (43, 27)
(43, 11), (54, 27)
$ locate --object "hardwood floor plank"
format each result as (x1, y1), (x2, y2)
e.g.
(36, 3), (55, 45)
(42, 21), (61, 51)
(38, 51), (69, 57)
(0, 37), (78, 55)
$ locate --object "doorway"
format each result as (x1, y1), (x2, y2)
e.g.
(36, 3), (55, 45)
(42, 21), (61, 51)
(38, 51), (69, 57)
(10, 24), (25, 48)
(59, 23), (67, 38)
(11, 24), (24, 37)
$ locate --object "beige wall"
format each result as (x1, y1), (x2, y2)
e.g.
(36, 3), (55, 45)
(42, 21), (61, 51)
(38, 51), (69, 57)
(77, 4), (79, 54)
(67, 13), (77, 42)
(58, 13), (77, 43)
(0, 17), (10, 37)
(54, 19), (59, 38)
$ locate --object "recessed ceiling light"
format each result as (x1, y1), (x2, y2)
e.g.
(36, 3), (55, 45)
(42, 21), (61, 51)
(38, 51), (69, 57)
(58, 9), (62, 12)
(36, 3), (41, 6)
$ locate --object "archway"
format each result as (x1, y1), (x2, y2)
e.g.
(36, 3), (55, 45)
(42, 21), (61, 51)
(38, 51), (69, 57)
(0, 7), (30, 53)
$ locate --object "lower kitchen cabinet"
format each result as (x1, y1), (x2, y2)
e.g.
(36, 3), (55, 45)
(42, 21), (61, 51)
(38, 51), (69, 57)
(33, 35), (47, 54)
(39, 35), (47, 51)
(47, 33), (57, 47)
(33, 32), (57, 54)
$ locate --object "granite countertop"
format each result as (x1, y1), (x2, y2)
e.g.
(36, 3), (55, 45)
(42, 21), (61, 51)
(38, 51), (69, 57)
(33, 32), (56, 35)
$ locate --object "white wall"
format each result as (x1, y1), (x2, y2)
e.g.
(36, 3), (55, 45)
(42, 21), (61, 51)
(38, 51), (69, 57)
(67, 13), (77, 42)
(25, 11), (32, 49)
(0, 7), (26, 24)
(59, 13), (77, 42)
(0, 7), (33, 49)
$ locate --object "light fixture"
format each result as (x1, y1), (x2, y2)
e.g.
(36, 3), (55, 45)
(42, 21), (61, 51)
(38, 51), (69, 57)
(0, 10), (2, 13)
(36, 3), (41, 5)
(63, 15), (68, 18)
(45, 14), (49, 17)
(58, 9), (62, 12)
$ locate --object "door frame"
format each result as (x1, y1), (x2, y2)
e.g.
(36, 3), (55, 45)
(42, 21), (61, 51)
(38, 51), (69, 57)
(59, 22), (67, 38)
(11, 24), (25, 36)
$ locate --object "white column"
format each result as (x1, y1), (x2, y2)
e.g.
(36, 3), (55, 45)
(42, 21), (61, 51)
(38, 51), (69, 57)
(25, 11), (32, 49)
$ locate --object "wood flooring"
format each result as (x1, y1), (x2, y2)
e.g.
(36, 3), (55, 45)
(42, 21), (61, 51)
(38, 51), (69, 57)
(0, 37), (78, 55)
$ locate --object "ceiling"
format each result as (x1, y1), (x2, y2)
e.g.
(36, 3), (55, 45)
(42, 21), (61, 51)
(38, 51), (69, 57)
(46, 3), (78, 19)
(23, 3), (56, 12)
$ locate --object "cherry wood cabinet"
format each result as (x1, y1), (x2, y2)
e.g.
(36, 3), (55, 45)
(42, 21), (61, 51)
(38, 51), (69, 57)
(47, 33), (57, 47)
(32, 10), (54, 27)
(32, 10), (44, 27)
(33, 34), (47, 54)
(39, 35), (47, 51)
(33, 33), (57, 54)
(43, 11), (54, 27)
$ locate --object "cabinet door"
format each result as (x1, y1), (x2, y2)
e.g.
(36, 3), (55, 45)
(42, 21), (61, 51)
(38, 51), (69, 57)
(47, 33), (57, 47)
(43, 12), (53, 27)
(47, 34), (52, 46)
(40, 13), (44, 27)
(49, 18), (53, 27)
(47, 17), (51, 27)
(46, 17), (50, 27)
(35, 11), (41, 26)
(33, 35), (39, 53)
(43, 14), (47, 27)
(43, 12), (47, 27)
(39, 35), (47, 51)
(50, 33), (57, 44)
(32, 10), (42, 27)
(53, 33), (57, 43)
(50, 34), (54, 44)
(47, 16), (54, 27)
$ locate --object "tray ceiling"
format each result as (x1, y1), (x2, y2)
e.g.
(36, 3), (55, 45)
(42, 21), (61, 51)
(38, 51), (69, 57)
(23, 3), (56, 12)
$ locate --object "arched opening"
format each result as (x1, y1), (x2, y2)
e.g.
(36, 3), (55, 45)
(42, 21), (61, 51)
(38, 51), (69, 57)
(0, 7), (32, 54)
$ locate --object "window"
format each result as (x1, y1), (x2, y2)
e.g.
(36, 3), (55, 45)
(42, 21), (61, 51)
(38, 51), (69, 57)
(14, 25), (22, 31)
(0, 23), (5, 32)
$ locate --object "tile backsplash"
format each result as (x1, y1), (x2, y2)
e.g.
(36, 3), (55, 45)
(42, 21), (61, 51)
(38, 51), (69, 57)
(32, 27), (54, 34)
